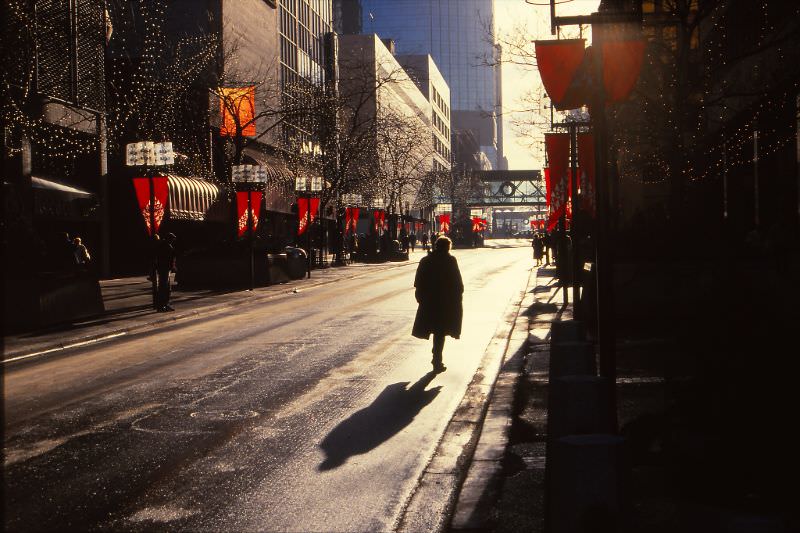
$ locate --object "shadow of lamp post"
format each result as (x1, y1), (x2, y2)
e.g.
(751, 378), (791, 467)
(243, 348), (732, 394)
(125, 140), (174, 310)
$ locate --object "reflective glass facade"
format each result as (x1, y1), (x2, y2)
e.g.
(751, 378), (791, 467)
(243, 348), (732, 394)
(279, 0), (333, 149)
(359, 0), (502, 166)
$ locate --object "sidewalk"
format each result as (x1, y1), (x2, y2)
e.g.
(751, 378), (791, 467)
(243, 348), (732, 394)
(2, 257), (416, 364)
(448, 265), (799, 533)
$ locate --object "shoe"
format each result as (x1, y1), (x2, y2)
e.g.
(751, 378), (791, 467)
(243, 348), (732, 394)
(163, 305), (175, 312)
(433, 363), (447, 373)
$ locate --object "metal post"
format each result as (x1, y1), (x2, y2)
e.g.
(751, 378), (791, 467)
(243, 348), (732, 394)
(306, 194), (312, 279)
(590, 28), (617, 430)
(149, 172), (158, 310)
(248, 188), (254, 291)
(753, 126), (759, 228)
(570, 123), (580, 314)
(98, 114), (110, 277)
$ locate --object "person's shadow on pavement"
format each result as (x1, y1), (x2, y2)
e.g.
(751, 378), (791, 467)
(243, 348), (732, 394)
(318, 371), (441, 471)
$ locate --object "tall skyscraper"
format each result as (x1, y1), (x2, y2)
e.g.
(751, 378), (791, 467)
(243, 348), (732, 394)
(343, 0), (505, 169)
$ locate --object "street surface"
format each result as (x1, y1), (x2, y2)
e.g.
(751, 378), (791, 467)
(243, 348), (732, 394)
(3, 240), (532, 532)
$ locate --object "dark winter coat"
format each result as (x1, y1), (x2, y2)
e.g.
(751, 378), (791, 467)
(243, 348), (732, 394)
(412, 250), (464, 339)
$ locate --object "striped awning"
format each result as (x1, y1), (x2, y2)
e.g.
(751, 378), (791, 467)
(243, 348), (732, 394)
(167, 175), (220, 221)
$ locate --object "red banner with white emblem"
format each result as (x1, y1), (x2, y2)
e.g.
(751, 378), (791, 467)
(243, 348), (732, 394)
(438, 214), (450, 234)
(236, 191), (263, 237)
(545, 133), (570, 231)
(345, 207), (359, 234)
(298, 197), (319, 236)
(133, 176), (168, 236)
(373, 210), (385, 233)
(577, 133), (596, 216)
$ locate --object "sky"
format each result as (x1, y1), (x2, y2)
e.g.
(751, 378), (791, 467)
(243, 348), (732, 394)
(494, 0), (601, 170)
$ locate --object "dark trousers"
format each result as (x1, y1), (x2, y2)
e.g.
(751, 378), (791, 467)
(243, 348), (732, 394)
(432, 333), (445, 365)
(156, 269), (171, 308)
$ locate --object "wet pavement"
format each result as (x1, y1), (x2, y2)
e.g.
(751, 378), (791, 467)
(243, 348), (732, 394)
(3, 240), (534, 532)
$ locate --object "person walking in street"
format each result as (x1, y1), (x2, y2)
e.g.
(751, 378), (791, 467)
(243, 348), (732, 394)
(412, 236), (463, 373)
(420, 232), (428, 251)
(409, 232), (416, 252)
(155, 232), (177, 312)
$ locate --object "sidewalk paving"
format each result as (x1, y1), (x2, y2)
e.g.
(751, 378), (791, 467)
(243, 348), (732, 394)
(2, 257), (416, 364)
(448, 265), (799, 533)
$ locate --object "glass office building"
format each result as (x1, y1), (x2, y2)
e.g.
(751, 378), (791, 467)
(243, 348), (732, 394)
(356, 0), (505, 169)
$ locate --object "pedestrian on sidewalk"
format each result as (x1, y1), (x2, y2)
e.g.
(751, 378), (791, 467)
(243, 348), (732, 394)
(72, 236), (91, 268)
(155, 232), (177, 312)
(409, 232), (416, 252)
(420, 232), (428, 251)
(412, 236), (463, 373)
(533, 232), (544, 266)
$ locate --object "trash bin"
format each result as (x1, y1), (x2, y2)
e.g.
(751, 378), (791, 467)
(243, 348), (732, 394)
(285, 247), (307, 279)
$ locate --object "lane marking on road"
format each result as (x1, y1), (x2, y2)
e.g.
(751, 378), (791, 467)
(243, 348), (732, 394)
(2, 332), (128, 364)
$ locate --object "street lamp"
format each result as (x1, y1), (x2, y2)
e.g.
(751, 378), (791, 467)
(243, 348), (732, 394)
(339, 193), (362, 265)
(295, 175), (323, 278)
(125, 140), (175, 310)
(232, 164), (268, 290)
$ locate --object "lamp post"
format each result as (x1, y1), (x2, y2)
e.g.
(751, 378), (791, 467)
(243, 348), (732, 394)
(296, 176), (323, 278)
(372, 197), (384, 256)
(125, 140), (174, 310)
(341, 193), (362, 264)
(232, 164), (268, 291)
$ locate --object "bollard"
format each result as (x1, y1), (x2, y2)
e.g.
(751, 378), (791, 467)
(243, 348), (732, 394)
(547, 376), (614, 440)
(550, 340), (596, 379)
(548, 434), (627, 533)
(551, 319), (586, 344)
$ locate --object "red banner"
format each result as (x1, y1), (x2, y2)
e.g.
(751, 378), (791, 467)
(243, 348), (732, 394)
(602, 40), (646, 103)
(373, 210), (385, 233)
(544, 167), (551, 207)
(133, 176), (168, 236)
(345, 207), (360, 234)
(220, 86), (256, 137)
(236, 191), (263, 237)
(534, 39), (587, 110)
(298, 197), (319, 235)
(438, 214), (450, 234)
(577, 133), (596, 216)
(535, 39), (644, 109)
(545, 133), (570, 230)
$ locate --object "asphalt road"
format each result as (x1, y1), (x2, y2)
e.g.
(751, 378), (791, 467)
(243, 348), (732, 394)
(3, 240), (532, 532)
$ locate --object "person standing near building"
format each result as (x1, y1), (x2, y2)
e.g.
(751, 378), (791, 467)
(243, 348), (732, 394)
(155, 233), (177, 312)
(412, 236), (463, 373)
(533, 233), (544, 266)
(72, 236), (91, 268)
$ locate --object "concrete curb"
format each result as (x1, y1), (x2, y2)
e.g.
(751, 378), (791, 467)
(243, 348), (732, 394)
(2, 260), (416, 365)
(448, 267), (563, 533)
(394, 266), (535, 533)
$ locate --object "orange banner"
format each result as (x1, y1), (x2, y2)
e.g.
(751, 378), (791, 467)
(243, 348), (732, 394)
(220, 86), (256, 137)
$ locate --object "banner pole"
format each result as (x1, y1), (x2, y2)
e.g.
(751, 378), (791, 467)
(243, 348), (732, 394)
(570, 123), (581, 315)
(149, 172), (157, 310)
(248, 188), (254, 291)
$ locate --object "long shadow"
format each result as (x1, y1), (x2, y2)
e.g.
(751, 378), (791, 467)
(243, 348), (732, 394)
(318, 371), (441, 471)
